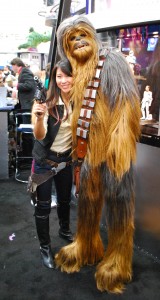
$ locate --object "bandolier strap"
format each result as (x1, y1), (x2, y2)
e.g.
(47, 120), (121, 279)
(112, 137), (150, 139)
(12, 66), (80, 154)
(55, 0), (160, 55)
(74, 48), (108, 196)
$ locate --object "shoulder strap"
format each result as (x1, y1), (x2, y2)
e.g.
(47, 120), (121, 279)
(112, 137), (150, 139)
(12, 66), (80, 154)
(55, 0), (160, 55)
(76, 48), (108, 161)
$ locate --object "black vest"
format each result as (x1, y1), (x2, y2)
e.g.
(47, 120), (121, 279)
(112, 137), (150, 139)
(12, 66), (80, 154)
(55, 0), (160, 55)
(32, 105), (64, 164)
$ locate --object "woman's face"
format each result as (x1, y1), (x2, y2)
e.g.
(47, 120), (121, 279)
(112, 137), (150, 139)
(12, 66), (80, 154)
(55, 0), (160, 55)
(56, 67), (73, 94)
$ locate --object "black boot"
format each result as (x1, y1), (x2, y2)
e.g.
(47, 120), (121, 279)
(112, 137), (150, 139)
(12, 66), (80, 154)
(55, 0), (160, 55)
(57, 204), (74, 242)
(59, 225), (74, 242)
(40, 244), (55, 269)
(35, 215), (55, 269)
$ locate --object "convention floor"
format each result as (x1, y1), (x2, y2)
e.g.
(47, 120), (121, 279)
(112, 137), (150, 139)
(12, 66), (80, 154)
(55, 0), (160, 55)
(0, 176), (160, 300)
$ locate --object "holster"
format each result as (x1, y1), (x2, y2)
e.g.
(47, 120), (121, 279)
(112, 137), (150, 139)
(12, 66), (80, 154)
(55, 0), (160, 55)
(73, 165), (81, 198)
(27, 170), (54, 194)
(27, 161), (71, 194)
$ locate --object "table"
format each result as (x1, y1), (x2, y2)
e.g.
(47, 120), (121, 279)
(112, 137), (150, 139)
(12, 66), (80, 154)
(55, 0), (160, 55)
(0, 106), (14, 179)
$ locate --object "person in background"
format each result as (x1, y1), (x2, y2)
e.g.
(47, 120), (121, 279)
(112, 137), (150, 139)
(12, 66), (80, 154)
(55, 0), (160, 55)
(0, 70), (5, 87)
(5, 74), (17, 98)
(30, 59), (73, 269)
(44, 62), (51, 90)
(10, 57), (36, 110)
(3, 65), (11, 80)
(10, 58), (36, 157)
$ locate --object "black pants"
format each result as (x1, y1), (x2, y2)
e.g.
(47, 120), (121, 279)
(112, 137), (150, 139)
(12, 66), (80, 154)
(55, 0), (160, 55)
(33, 151), (73, 246)
(33, 152), (72, 217)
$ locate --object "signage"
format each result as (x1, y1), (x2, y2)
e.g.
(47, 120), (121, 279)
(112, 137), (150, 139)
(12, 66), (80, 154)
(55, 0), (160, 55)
(87, 0), (160, 30)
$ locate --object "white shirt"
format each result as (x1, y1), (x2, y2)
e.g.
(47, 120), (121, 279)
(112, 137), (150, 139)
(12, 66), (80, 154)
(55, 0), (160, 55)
(43, 96), (72, 153)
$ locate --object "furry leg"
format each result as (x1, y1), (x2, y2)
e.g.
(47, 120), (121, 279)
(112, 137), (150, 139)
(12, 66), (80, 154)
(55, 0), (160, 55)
(55, 163), (104, 273)
(95, 165), (135, 294)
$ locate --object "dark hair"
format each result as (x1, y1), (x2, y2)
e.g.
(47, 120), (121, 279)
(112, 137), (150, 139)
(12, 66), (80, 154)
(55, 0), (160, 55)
(10, 58), (25, 67)
(46, 59), (72, 122)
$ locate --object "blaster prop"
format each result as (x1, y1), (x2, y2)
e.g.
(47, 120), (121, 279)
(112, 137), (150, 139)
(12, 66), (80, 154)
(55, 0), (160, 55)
(34, 76), (47, 103)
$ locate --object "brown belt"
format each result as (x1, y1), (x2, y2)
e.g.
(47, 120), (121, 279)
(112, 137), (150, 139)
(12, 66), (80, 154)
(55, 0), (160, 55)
(49, 148), (72, 157)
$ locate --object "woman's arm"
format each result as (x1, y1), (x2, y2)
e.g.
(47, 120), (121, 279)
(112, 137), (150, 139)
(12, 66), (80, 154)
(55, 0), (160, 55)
(32, 102), (47, 140)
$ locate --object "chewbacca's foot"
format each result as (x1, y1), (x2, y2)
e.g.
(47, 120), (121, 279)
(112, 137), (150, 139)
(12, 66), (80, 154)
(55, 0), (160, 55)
(55, 241), (81, 273)
(95, 262), (132, 294)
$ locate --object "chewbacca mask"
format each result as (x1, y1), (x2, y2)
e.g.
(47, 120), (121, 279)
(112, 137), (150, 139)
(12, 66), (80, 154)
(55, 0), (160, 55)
(55, 15), (141, 294)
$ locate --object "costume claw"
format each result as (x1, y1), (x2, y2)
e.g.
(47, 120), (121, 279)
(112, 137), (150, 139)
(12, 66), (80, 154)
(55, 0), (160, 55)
(95, 262), (131, 294)
(55, 241), (81, 273)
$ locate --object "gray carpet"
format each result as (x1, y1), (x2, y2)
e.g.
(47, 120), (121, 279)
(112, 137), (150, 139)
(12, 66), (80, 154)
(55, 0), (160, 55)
(0, 177), (160, 300)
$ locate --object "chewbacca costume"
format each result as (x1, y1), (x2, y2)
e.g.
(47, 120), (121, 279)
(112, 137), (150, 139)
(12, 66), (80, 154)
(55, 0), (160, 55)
(55, 16), (141, 294)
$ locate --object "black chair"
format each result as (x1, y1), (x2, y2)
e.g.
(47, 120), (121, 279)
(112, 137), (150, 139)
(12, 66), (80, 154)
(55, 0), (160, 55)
(14, 110), (33, 183)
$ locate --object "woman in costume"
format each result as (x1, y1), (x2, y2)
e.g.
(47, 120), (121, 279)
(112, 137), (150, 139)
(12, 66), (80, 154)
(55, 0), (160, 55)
(31, 59), (74, 269)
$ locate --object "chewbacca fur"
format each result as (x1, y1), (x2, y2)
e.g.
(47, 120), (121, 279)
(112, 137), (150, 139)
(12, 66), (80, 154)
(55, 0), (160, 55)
(55, 16), (141, 294)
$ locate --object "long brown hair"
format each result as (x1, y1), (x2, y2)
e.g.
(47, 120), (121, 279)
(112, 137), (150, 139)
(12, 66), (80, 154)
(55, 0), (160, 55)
(46, 59), (72, 122)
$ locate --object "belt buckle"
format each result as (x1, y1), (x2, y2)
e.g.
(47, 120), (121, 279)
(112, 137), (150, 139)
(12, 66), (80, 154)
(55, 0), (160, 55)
(51, 166), (57, 175)
(57, 152), (60, 157)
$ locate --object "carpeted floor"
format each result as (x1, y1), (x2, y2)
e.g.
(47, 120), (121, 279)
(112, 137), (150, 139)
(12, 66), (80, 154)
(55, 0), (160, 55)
(0, 177), (160, 300)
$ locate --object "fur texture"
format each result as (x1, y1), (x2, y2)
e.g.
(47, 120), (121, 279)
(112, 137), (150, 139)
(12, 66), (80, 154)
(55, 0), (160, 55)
(55, 15), (141, 294)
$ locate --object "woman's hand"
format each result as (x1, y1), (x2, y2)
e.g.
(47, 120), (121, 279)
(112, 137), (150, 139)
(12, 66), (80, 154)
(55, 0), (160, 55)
(32, 101), (47, 118)
(32, 101), (47, 140)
